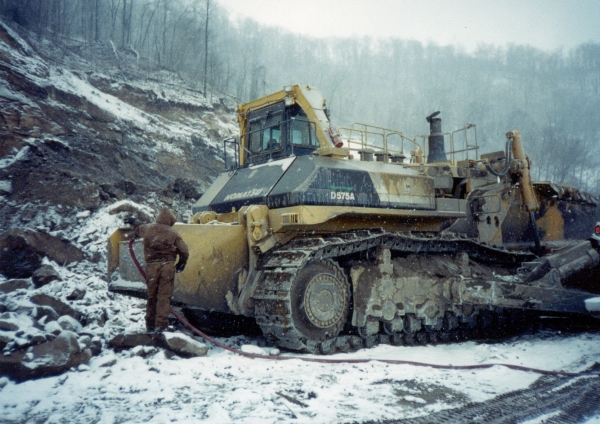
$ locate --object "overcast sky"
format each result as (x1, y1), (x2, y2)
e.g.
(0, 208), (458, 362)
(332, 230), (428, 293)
(216, 0), (600, 52)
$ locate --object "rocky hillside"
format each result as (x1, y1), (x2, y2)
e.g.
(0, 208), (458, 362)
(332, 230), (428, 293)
(0, 18), (236, 229)
(0, 19), (238, 381)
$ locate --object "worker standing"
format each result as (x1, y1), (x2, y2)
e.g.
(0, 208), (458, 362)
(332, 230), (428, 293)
(125, 207), (189, 333)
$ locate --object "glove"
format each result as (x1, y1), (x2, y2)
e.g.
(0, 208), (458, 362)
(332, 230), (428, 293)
(124, 216), (137, 227)
(175, 262), (186, 273)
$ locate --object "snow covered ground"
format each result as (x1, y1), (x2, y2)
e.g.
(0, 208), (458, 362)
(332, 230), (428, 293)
(1, 325), (600, 423)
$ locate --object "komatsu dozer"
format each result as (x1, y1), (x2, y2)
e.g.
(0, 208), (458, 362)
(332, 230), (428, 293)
(108, 85), (600, 353)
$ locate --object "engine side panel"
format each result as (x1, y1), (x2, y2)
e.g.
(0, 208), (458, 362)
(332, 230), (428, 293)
(200, 155), (436, 214)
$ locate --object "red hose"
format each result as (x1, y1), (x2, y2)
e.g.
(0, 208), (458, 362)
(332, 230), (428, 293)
(128, 237), (146, 279)
(127, 237), (598, 377)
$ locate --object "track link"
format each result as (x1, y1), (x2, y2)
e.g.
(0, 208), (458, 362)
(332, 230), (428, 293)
(252, 230), (536, 353)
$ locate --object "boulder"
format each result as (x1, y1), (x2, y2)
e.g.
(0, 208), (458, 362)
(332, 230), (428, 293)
(94, 353), (117, 368)
(0, 233), (42, 278)
(57, 315), (82, 333)
(32, 265), (62, 288)
(106, 201), (154, 223)
(108, 332), (163, 350)
(0, 334), (10, 350)
(0, 230), (84, 279)
(29, 334), (49, 346)
(108, 330), (206, 357)
(162, 332), (207, 357)
(173, 178), (201, 200)
(44, 321), (62, 335)
(0, 319), (18, 332)
(115, 180), (137, 195)
(19, 230), (84, 266)
(66, 288), (86, 301)
(0, 279), (33, 294)
(0, 330), (92, 381)
(30, 293), (83, 322)
(90, 336), (102, 356)
(0, 312), (32, 332)
(35, 305), (59, 323)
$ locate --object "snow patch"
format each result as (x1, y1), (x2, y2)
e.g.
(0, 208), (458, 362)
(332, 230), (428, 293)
(584, 297), (600, 312)
(0, 146), (29, 169)
(240, 344), (266, 355)
(0, 180), (11, 193)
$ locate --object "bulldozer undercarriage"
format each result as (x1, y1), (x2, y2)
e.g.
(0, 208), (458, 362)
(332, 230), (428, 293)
(251, 230), (598, 354)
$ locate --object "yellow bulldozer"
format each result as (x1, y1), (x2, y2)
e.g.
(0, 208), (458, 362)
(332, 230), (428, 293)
(108, 85), (600, 353)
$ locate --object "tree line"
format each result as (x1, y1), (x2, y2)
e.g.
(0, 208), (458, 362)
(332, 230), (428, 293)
(1, 0), (599, 192)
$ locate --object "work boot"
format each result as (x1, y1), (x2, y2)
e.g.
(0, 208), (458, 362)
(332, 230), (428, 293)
(146, 325), (155, 334)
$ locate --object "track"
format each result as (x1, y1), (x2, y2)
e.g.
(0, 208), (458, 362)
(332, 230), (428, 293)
(371, 373), (600, 424)
(252, 230), (536, 354)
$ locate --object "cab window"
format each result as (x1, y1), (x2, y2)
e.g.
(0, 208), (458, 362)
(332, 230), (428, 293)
(248, 112), (283, 154)
(291, 115), (318, 147)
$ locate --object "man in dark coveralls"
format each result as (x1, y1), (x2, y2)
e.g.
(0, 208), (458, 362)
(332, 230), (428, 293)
(126, 207), (189, 332)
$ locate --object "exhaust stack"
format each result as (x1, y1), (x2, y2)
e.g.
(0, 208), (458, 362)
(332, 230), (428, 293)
(426, 111), (448, 163)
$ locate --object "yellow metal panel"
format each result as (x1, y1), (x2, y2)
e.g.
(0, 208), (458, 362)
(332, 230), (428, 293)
(172, 223), (248, 313)
(269, 204), (465, 234)
(107, 228), (129, 277)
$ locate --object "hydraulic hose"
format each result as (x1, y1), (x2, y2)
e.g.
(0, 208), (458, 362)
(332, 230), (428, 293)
(484, 139), (512, 177)
(126, 238), (597, 377)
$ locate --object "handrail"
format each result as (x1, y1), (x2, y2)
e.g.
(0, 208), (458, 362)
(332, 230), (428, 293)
(224, 120), (479, 167)
(339, 124), (422, 162)
(415, 124), (478, 164)
(450, 124), (478, 163)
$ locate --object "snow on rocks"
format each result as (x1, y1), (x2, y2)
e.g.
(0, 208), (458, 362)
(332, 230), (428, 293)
(57, 315), (82, 333)
(0, 330), (91, 381)
(0, 180), (12, 195)
(241, 344), (267, 355)
(31, 265), (62, 288)
(162, 332), (207, 357)
(0, 229), (84, 279)
(43, 321), (62, 336)
(92, 352), (117, 368)
(585, 297), (600, 315)
(0, 279), (33, 294)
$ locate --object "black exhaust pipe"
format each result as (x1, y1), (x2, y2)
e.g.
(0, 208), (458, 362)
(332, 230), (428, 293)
(426, 111), (448, 163)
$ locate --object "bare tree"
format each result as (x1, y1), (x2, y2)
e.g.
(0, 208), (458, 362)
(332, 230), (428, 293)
(203, 0), (210, 95)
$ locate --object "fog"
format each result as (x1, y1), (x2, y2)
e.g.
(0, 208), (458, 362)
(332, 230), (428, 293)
(2, 0), (599, 192)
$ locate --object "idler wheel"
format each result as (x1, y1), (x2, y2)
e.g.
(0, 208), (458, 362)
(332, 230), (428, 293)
(291, 259), (350, 341)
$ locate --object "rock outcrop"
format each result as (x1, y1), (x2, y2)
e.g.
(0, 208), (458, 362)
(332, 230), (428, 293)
(0, 330), (92, 381)
(109, 330), (207, 358)
(0, 229), (84, 279)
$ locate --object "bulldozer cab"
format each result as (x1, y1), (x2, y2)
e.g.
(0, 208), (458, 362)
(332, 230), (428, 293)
(245, 103), (319, 164)
(225, 85), (339, 169)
